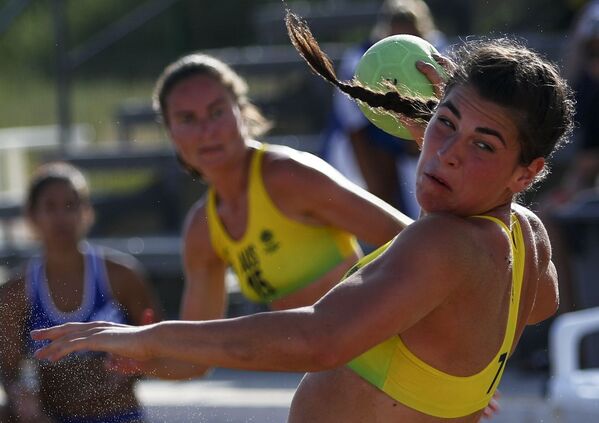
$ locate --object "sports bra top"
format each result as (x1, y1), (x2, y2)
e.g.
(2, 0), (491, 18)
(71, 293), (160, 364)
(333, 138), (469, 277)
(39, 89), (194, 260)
(206, 145), (359, 303)
(25, 243), (128, 353)
(346, 214), (525, 417)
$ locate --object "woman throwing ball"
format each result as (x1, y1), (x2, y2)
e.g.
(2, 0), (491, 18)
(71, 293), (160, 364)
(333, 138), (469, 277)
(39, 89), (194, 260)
(32, 11), (572, 422)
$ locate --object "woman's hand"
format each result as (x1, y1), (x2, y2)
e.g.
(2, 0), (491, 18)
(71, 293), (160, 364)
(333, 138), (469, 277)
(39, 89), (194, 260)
(399, 53), (454, 146)
(104, 308), (158, 376)
(31, 321), (154, 363)
(423, 53), (455, 98)
(480, 391), (501, 420)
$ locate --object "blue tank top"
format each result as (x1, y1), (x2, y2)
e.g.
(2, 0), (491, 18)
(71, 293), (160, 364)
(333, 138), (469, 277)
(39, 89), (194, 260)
(25, 243), (128, 353)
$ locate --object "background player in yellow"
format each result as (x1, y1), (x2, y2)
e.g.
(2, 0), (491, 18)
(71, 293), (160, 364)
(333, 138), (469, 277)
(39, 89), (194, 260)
(108, 52), (410, 379)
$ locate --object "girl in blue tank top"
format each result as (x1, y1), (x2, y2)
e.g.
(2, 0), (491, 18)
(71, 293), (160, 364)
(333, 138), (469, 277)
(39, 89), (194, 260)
(0, 162), (163, 423)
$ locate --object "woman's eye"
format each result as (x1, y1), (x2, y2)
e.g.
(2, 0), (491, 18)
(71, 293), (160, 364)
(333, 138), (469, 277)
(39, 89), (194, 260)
(210, 108), (224, 120)
(475, 141), (494, 152)
(438, 116), (454, 129)
(174, 114), (194, 124)
(65, 201), (80, 210)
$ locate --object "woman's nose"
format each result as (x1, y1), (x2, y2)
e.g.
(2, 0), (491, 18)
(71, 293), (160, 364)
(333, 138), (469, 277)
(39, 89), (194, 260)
(436, 137), (461, 167)
(193, 120), (213, 137)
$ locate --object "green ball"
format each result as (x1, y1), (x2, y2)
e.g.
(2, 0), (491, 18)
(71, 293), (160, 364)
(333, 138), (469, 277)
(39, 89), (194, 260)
(355, 34), (445, 140)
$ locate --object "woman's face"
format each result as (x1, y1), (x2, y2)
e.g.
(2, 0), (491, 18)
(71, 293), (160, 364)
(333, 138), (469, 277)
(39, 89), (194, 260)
(416, 84), (537, 216)
(29, 181), (91, 247)
(164, 74), (247, 176)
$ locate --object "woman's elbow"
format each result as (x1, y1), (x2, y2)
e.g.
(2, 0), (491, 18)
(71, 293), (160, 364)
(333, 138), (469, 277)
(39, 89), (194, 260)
(302, 331), (351, 371)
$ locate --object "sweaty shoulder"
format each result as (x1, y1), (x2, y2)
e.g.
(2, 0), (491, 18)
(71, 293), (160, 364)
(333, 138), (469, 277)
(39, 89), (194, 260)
(393, 213), (488, 277)
(406, 213), (483, 244)
(511, 203), (557, 324)
(512, 203), (551, 267)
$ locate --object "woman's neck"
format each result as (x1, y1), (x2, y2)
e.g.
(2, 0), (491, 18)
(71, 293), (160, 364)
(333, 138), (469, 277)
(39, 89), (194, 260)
(475, 202), (513, 222)
(43, 243), (83, 268)
(419, 201), (513, 223)
(209, 144), (256, 204)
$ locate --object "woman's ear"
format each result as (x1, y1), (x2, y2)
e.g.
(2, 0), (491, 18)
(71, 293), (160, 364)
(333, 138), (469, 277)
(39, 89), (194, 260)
(510, 157), (545, 193)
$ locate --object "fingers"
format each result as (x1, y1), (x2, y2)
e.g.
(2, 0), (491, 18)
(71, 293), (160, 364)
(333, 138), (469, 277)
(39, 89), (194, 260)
(31, 322), (121, 362)
(432, 53), (457, 74)
(33, 329), (97, 362)
(480, 392), (501, 420)
(31, 321), (127, 342)
(416, 60), (446, 99)
(31, 322), (100, 341)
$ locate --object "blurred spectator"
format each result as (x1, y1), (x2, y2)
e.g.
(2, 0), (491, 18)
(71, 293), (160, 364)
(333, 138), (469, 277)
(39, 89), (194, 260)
(0, 162), (163, 423)
(321, 0), (446, 219)
(556, 0), (599, 201)
(539, 1), (599, 314)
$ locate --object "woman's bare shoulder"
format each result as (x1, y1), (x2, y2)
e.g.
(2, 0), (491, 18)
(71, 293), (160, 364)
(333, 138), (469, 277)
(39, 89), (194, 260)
(181, 194), (220, 263)
(0, 269), (27, 309)
(261, 144), (340, 186)
(101, 248), (145, 281)
(512, 203), (551, 260)
(393, 213), (485, 266)
(183, 195), (208, 230)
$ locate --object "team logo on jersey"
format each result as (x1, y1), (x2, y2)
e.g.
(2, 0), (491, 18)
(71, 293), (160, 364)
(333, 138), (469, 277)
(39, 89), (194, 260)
(260, 229), (280, 253)
(239, 244), (276, 299)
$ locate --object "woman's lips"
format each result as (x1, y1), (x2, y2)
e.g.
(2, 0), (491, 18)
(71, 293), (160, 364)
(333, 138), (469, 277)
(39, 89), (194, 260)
(198, 145), (224, 155)
(425, 172), (451, 190)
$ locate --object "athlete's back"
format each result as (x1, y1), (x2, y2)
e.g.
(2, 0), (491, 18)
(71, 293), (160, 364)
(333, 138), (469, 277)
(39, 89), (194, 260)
(289, 205), (555, 422)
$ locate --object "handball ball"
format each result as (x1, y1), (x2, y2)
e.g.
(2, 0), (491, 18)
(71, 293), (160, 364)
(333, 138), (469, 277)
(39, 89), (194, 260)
(355, 34), (445, 140)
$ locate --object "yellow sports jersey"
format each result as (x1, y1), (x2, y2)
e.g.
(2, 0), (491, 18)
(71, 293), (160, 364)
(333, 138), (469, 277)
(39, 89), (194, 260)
(346, 214), (525, 418)
(206, 145), (360, 303)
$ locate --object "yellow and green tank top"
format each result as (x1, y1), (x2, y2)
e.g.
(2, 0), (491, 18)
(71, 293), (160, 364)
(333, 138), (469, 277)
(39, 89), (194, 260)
(346, 214), (525, 418)
(206, 145), (360, 303)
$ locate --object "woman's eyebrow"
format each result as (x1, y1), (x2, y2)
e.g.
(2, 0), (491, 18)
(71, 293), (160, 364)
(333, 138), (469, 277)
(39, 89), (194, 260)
(475, 127), (506, 146)
(438, 100), (460, 118)
(438, 100), (506, 146)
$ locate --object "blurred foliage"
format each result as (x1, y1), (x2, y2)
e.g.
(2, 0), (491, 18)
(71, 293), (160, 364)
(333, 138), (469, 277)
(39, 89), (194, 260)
(0, 0), (313, 78)
(427, 0), (582, 35)
(0, 0), (591, 137)
(0, 0), (587, 77)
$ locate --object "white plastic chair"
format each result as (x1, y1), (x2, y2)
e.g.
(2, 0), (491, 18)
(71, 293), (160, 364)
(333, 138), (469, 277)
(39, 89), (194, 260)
(548, 307), (599, 418)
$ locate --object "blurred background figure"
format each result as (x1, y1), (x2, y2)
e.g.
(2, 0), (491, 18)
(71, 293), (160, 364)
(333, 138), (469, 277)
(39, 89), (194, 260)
(117, 53), (410, 381)
(514, 0), (599, 373)
(549, 0), (599, 206)
(538, 0), (599, 314)
(321, 0), (446, 219)
(0, 162), (163, 423)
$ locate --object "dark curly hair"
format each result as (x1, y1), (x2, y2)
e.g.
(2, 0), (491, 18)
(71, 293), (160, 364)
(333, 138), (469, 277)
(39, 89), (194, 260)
(286, 10), (575, 187)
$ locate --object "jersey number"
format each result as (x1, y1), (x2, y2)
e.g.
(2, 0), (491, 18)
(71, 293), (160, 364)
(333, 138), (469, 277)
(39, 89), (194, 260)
(247, 270), (276, 298)
(486, 352), (507, 394)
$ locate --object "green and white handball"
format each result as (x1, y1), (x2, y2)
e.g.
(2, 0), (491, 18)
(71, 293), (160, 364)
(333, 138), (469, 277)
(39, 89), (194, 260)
(355, 34), (446, 140)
